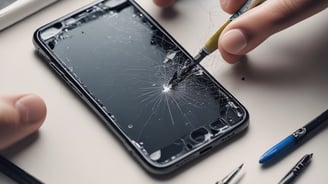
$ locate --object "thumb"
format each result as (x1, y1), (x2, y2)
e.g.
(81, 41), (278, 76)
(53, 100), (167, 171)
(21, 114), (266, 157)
(218, 0), (328, 63)
(0, 94), (47, 150)
(153, 0), (176, 8)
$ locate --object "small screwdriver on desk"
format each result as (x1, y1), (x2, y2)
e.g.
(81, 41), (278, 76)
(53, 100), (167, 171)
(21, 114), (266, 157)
(168, 0), (266, 88)
(215, 163), (244, 184)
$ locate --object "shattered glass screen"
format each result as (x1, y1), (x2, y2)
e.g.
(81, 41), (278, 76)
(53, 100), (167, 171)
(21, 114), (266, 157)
(39, 1), (247, 165)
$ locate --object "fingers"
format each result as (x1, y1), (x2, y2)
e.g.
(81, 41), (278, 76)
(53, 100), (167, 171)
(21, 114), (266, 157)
(218, 0), (328, 64)
(0, 94), (47, 150)
(220, 0), (248, 14)
(153, 0), (176, 8)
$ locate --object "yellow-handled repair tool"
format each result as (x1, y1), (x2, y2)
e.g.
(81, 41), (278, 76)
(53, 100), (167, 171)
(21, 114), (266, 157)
(168, 0), (266, 88)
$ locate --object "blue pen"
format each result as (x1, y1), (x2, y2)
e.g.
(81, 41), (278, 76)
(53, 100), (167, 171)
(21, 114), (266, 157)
(259, 109), (328, 164)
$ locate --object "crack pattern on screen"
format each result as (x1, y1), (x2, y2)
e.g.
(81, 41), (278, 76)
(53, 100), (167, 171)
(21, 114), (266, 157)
(40, 1), (246, 165)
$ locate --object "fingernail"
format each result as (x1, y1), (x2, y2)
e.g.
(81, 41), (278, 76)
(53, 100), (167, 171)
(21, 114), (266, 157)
(16, 95), (45, 125)
(221, 29), (247, 54)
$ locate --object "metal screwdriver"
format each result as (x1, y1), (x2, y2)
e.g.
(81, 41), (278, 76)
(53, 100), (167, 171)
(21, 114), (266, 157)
(215, 163), (244, 184)
(168, 0), (266, 88)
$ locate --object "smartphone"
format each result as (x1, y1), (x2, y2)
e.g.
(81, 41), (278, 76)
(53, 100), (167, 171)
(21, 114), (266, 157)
(33, 0), (249, 175)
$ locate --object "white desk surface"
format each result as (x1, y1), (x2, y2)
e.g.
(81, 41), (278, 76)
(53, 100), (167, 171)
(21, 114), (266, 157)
(0, 1), (327, 183)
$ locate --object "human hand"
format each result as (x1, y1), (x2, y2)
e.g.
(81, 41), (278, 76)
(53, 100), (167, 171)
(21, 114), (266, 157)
(153, 0), (175, 8)
(154, 0), (328, 63)
(0, 94), (46, 150)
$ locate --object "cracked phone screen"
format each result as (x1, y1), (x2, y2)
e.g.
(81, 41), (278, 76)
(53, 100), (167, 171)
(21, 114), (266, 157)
(38, 1), (247, 166)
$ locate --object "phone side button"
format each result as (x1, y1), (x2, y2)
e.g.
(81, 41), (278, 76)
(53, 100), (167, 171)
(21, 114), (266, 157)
(49, 62), (84, 97)
(69, 82), (84, 97)
(64, 78), (84, 97)
(49, 62), (64, 76)
(38, 49), (51, 62)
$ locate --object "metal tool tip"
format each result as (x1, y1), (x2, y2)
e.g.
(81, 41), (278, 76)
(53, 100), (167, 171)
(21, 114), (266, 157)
(162, 84), (172, 93)
(168, 71), (178, 87)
